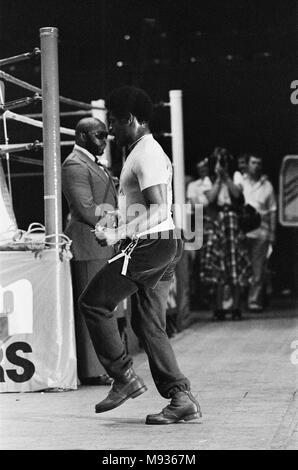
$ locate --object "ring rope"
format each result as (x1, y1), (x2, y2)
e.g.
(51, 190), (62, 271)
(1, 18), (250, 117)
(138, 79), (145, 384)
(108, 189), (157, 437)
(1, 154), (44, 167)
(0, 94), (41, 112)
(0, 141), (42, 155)
(24, 109), (92, 119)
(0, 48), (40, 67)
(5, 172), (43, 178)
(0, 140), (75, 155)
(0, 70), (104, 110)
(2, 110), (75, 136)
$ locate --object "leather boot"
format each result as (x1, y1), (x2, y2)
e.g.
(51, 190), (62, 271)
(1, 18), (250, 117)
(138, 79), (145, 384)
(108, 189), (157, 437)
(95, 368), (147, 413)
(146, 391), (202, 425)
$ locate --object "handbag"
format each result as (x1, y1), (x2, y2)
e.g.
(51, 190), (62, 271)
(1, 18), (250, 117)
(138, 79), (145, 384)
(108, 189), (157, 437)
(238, 203), (261, 233)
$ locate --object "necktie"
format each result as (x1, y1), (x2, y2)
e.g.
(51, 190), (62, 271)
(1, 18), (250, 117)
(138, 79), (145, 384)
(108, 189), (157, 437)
(95, 159), (119, 206)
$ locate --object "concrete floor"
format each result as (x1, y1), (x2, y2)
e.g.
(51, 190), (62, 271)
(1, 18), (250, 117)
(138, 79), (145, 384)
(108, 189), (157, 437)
(1, 301), (297, 450)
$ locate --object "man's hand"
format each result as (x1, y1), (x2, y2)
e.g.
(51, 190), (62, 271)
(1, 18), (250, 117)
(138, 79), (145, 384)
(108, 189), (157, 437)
(215, 162), (228, 181)
(94, 225), (119, 246)
(96, 210), (119, 230)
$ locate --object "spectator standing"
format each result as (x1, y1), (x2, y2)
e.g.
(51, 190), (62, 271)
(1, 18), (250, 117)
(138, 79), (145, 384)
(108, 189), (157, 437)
(237, 153), (248, 175)
(186, 160), (211, 309)
(186, 159), (211, 209)
(240, 154), (277, 312)
(200, 147), (251, 320)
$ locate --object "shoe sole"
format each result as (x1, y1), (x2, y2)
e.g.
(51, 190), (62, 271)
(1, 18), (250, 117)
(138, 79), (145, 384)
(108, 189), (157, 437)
(146, 411), (202, 425)
(95, 385), (147, 413)
(184, 412), (201, 421)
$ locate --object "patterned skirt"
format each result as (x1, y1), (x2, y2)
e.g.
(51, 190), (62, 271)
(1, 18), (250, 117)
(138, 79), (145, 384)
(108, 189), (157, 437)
(200, 207), (251, 287)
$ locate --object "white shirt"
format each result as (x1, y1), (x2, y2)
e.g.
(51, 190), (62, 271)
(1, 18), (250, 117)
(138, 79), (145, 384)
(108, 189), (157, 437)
(237, 173), (277, 239)
(74, 144), (97, 163)
(74, 144), (109, 167)
(118, 134), (175, 236)
(187, 177), (212, 207)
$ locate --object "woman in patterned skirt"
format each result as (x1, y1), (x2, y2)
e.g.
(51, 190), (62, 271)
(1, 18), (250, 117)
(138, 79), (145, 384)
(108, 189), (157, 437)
(200, 147), (251, 320)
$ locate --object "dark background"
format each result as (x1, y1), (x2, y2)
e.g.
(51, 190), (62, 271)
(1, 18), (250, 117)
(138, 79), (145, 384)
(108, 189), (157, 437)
(0, 0), (297, 294)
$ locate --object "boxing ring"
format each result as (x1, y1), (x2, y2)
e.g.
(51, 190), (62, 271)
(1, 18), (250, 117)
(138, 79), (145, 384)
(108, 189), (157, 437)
(0, 28), (78, 392)
(0, 27), (187, 392)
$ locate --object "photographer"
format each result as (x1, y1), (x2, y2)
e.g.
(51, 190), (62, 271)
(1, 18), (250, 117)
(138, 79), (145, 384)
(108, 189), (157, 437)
(199, 147), (251, 320)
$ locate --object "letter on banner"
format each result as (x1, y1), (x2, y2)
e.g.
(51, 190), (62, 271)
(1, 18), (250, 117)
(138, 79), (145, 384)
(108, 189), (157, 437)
(0, 280), (33, 339)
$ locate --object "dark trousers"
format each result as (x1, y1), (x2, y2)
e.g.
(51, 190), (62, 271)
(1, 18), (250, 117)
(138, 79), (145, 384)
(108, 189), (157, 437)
(247, 237), (270, 308)
(79, 238), (190, 398)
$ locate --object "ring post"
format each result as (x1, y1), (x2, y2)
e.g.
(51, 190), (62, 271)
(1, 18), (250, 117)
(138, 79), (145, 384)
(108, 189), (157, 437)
(169, 90), (185, 231)
(40, 27), (62, 245)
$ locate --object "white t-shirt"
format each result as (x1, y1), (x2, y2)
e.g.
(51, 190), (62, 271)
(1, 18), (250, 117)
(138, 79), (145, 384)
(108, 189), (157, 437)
(236, 173), (277, 239)
(187, 177), (212, 207)
(118, 134), (175, 236)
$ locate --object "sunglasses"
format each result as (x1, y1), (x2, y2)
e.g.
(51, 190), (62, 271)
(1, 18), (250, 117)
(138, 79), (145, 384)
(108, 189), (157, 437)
(87, 131), (108, 140)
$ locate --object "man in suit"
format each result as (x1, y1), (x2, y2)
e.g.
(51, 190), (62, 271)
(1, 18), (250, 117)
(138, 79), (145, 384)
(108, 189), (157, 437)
(62, 117), (118, 385)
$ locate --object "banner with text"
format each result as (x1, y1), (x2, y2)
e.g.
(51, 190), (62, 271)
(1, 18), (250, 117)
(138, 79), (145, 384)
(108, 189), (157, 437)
(0, 250), (77, 392)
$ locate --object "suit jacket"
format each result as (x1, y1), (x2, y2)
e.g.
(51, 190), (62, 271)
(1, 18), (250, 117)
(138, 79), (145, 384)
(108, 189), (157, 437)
(62, 147), (118, 261)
